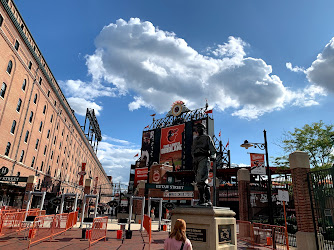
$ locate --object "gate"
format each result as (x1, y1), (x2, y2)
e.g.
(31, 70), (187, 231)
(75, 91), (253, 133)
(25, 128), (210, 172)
(308, 167), (334, 249)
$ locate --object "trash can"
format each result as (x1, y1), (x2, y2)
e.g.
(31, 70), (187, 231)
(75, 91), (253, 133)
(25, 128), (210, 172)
(117, 230), (122, 239)
(126, 230), (132, 239)
(82, 228), (86, 239)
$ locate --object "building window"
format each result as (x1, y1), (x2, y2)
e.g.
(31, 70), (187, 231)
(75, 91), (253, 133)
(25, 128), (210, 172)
(33, 93), (37, 104)
(0, 82), (7, 98)
(19, 150), (24, 162)
(50, 114), (53, 123)
(53, 136), (56, 145)
(56, 123), (59, 130)
(39, 77), (42, 85)
(0, 13), (3, 27)
(50, 151), (53, 160)
(6, 60), (12, 74)
(39, 121), (43, 132)
(43, 145), (47, 155)
(47, 130), (50, 139)
(24, 130), (29, 143)
(57, 156), (59, 164)
(5, 142), (11, 156)
(48, 166), (50, 175)
(28, 61), (32, 70)
(43, 105), (46, 114)
(47, 90), (50, 97)
(16, 98), (22, 112)
(29, 111), (33, 123)
(14, 40), (19, 51)
(59, 142), (62, 149)
(61, 130), (64, 137)
(10, 120), (16, 134)
(35, 139), (39, 150)
(40, 161), (44, 172)
(54, 100), (56, 106)
(31, 156), (35, 168)
(22, 79), (26, 91)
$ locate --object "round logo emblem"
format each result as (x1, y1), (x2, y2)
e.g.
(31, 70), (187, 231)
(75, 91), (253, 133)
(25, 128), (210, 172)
(171, 103), (182, 117)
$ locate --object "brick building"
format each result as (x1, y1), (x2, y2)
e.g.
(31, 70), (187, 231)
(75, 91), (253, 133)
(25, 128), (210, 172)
(0, 0), (112, 208)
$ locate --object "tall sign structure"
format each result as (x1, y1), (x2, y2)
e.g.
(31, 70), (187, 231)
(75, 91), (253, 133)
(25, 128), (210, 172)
(82, 108), (102, 153)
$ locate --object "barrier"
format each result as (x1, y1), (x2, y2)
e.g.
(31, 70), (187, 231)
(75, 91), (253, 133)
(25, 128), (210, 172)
(89, 216), (108, 247)
(143, 215), (152, 244)
(53, 213), (69, 237)
(28, 215), (55, 249)
(237, 220), (289, 249)
(66, 211), (78, 229)
(0, 211), (26, 236)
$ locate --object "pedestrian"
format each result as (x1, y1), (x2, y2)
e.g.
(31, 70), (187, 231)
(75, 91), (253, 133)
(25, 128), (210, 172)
(164, 219), (192, 250)
(151, 207), (155, 220)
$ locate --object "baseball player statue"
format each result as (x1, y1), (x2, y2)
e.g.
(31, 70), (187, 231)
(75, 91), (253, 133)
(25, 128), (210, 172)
(192, 123), (216, 206)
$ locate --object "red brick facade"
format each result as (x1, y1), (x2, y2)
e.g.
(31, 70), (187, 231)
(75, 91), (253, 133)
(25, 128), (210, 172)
(0, 0), (112, 204)
(291, 167), (314, 232)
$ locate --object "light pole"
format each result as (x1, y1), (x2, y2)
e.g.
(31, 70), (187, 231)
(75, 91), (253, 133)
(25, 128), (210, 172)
(240, 130), (274, 225)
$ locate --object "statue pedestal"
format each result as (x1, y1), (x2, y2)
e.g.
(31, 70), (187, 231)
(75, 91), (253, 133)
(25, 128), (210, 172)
(171, 206), (237, 250)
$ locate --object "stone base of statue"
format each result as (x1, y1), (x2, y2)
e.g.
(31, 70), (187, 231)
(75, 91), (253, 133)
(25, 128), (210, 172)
(171, 206), (237, 250)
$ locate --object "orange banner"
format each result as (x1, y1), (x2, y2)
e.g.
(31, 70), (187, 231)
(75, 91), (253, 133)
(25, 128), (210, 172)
(143, 215), (152, 243)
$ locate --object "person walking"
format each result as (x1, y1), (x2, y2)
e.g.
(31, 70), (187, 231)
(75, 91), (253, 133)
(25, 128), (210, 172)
(164, 219), (192, 250)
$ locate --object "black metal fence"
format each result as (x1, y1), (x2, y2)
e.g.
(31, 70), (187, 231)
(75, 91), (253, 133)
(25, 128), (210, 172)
(308, 167), (334, 250)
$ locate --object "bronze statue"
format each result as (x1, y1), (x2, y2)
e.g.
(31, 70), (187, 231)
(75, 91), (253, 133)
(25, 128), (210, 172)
(192, 123), (216, 206)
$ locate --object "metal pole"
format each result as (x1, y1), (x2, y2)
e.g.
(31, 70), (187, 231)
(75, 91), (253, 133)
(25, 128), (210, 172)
(128, 196), (133, 231)
(81, 195), (86, 227)
(264, 130), (274, 225)
(158, 198), (162, 231)
(140, 197), (145, 231)
(213, 159), (217, 206)
(25, 191), (32, 220)
(60, 194), (65, 214)
(40, 192), (46, 211)
(148, 197), (151, 217)
(94, 195), (99, 218)
(191, 199), (194, 207)
(74, 193), (78, 212)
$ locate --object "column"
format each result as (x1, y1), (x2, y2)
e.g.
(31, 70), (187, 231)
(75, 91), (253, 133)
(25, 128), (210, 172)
(289, 151), (317, 250)
(22, 175), (35, 209)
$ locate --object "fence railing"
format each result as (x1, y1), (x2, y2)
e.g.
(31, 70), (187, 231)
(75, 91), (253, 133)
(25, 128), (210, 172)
(89, 216), (108, 248)
(28, 212), (78, 248)
(237, 220), (290, 249)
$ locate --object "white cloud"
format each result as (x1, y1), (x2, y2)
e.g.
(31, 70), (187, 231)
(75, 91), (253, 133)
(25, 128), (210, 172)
(306, 38), (334, 92)
(61, 18), (324, 119)
(97, 139), (140, 183)
(286, 62), (305, 73)
(66, 97), (103, 116)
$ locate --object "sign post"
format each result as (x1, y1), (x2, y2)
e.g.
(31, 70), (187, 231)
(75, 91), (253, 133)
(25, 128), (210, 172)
(278, 189), (289, 250)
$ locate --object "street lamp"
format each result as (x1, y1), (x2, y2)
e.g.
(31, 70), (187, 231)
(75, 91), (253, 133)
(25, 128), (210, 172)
(240, 130), (274, 225)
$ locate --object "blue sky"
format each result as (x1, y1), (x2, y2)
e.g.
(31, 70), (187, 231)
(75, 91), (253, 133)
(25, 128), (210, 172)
(15, 0), (334, 183)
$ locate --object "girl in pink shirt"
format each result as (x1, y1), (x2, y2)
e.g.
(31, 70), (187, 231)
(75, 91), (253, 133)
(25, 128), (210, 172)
(164, 219), (193, 250)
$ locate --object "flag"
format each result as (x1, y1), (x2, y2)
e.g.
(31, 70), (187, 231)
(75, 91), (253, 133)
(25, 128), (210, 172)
(225, 139), (229, 148)
(144, 125), (149, 129)
(205, 109), (213, 114)
(218, 130), (221, 137)
(150, 114), (156, 117)
(134, 153), (139, 157)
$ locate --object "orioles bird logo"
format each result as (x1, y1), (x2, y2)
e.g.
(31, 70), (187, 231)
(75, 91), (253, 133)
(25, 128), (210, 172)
(167, 128), (179, 143)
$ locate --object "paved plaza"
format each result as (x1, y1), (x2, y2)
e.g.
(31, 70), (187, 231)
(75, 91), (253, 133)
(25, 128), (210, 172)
(0, 219), (281, 249)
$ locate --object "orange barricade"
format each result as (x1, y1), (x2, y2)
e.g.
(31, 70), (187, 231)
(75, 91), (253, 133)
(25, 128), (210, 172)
(73, 211), (78, 225)
(237, 220), (255, 246)
(89, 216), (108, 248)
(237, 220), (289, 250)
(52, 213), (69, 237)
(0, 211), (26, 236)
(28, 214), (55, 249)
(66, 212), (77, 229)
(143, 215), (152, 243)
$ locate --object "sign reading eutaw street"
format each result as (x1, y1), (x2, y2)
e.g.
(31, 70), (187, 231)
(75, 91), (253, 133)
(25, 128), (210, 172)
(0, 176), (28, 182)
(145, 183), (194, 191)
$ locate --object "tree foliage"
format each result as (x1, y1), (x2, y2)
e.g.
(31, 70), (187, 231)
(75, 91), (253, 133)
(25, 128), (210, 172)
(275, 121), (334, 169)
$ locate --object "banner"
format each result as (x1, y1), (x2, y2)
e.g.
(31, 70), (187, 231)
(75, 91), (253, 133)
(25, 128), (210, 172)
(250, 153), (266, 175)
(159, 124), (185, 169)
(134, 167), (148, 186)
(141, 130), (154, 167)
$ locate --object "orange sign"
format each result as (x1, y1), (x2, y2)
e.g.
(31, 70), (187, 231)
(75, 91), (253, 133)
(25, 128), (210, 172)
(134, 167), (148, 186)
(159, 124), (185, 168)
(250, 153), (266, 175)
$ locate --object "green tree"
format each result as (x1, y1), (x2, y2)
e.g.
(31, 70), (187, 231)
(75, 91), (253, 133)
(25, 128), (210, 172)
(275, 121), (334, 169)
